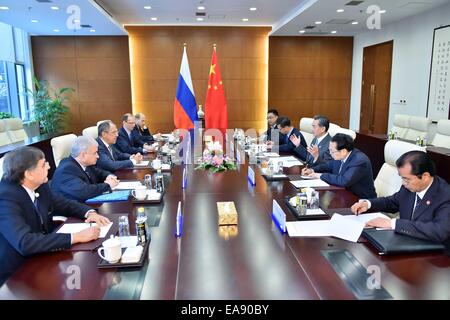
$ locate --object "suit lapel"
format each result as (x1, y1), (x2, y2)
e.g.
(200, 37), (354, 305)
(339, 150), (356, 174)
(411, 178), (439, 221)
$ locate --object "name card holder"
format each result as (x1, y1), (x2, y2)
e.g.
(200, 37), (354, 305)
(271, 199), (287, 233)
(175, 201), (183, 237)
(182, 167), (187, 189)
(248, 166), (256, 186)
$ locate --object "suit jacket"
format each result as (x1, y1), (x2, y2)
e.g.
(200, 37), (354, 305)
(369, 176), (450, 247)
(266, 125), (285, 145)
(96, 137), (133, 172)
(115, 127), (144, 154)
(314, 148), (377, 199)
(279, 128), (307, 154)
(134, 125), (154, 143)
(0, 181), (92, 285)
(294, 133), (332, 166)
(51, 156), (112, 202)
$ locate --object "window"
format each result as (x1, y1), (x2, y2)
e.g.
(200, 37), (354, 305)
(15, 63), (29, 119)
(0, 61), (10, 114)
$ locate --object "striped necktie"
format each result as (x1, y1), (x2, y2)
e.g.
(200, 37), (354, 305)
(411, 194), (422, 220)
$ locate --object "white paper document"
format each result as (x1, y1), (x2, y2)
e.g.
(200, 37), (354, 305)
(114, 181), (143, 190)
(290, 179), (330, 188)
(261, 152), (280, 157)
(119, 236), (138, 248)
(57, 222), (113, 238)
(286, 213), (365, 242)
(133, 160), (150, 167)
(274, 156), (303, 167)
(344, 212), (389, 225)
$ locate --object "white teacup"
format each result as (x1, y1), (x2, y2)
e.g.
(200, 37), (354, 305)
(98, 236), (122, 263)
(152, 159), (162, 170)
(132, 186), (147, 200)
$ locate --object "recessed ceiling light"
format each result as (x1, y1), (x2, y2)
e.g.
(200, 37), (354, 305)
(90, 29), (96, 32)
(299, 30), (305, 33)
(53, 29), (60, 32)
(331, 30), (337, 34)
(242, 18), (249, 22)
(31, 19), (39, 23)
(337, 9), (344, 13)
(250, 7), (257, 11)
(51, 6), (59, 10)
(352, 21), (358, 25)
(151, 17), (158, 21)
(315, 21), (322, 24)
(144, 6), (152, 10)
(380, 10), (386, 13)
(0, 6), (9, 10)
(196, 17), (204, 21)
(74, 19), (80, 23)
(198, 6), (205, 10)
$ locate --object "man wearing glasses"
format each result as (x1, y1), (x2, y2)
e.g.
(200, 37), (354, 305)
(0, 146), (110, 286)
(264, 109), (284, 145)
(115, 113), (155, 155)
(302, 133), (376, 199)
(351, 151), (449, 247)
(51, 136), (119, 202)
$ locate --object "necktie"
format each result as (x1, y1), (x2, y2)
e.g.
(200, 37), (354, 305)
(411, 194), (422, 220)
(107, 145), (115, 160)
(85, 169), (92, 183)
(338, 160), (344, 174)
(33, 195), (46, 234)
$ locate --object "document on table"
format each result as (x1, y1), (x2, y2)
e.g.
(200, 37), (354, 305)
(114, 181), (143, 190)
(261, 152), (280, 157)
(290, 179), (330, 188)
(286, 213), (366, 242)
(133, 160), (150, 167)
(57, 222), (113, 238)
(276, 156), (303, 167)
(344, 212), (389, 225)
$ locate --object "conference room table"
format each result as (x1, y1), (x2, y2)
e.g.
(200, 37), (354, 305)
(0, 146), (449, 300)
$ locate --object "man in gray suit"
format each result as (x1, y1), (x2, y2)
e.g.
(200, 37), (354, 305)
(291, 115), (332, 166)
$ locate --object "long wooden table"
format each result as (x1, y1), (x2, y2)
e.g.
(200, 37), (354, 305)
(0, 147), (448, 300)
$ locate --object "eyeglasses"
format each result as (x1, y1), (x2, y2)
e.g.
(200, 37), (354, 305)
(329, 149), (340, 154)
(126, 121), (136, 125)
(400, 175), (422, 183)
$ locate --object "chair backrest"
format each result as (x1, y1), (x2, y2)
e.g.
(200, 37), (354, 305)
(374, 140), (426, 197)
(4, 118), (28, 143)
(404, 116), (431, 141)
(97, 120), (111, 126)
(82, 126), (98, 139)
(299, 117), (314, 145)
(327, 123), (342, 137)
(330, 127), (356, 140)
(0, 120), (12, 146)
(391, 114), (410, 139)
(431, 119), (450, 149)
(50, 134), (77, 167)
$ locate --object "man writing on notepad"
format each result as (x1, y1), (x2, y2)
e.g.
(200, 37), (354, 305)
(351, 151), (450, 248)
(0, 147), (110, 285)
(302, 133), (376, 199)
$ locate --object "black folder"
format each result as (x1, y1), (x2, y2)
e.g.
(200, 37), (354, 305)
(362, 228), (445, 255)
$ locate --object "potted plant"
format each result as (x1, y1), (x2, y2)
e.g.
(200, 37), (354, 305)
(28, 77), (74, 134)
(0, 112), (12, 119)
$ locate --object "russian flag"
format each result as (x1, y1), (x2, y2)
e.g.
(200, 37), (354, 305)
(174, 46), (198, 130)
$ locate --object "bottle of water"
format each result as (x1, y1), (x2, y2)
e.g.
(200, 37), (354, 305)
(155, 169), (165, 193)
(136, 207), (148, 245)
(118, 215), (130, 237)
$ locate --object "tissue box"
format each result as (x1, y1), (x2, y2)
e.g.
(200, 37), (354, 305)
(217, 201), (238, 226)
(121, 246), (143, 263)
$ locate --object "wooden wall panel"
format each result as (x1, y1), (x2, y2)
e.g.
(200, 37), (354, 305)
(32, 36), (132, 134)
(126, 26), (270, 133)
(269, 37), (353, 128)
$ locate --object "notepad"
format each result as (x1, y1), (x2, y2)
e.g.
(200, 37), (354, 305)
(57, 222), (113, 238)
(114, 181), (143, 190)
(290, 179), (330, 188)
(261, 152), (280, 157)
(86, 190), (130, 203)
(134, 160), (150, 167)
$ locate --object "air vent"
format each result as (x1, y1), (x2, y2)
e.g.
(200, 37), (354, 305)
(304, 31), (332, 35)
(326, 19), (353, 24)
(195, 12), (206, 16)
(345, 0), (364, 5)
(304, 25), (316, 29)
(80, 24), (93, 28)
(208, 14), (226, 19)
(35, 0), (53, 3)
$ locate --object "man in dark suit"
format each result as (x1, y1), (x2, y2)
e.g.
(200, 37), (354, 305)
(268, 116), (307, 154)
(0, 146), (110, 285)
(51, 136), (119, 202)
(291, 115), (332, 165)
(135, 113), (161, 143)
(96, 120), (144, 172)
(116, 113), (155, 155)
(264, 109), (285, 145)
(352, 151), (450, 248)
(302, 133), (377, 199)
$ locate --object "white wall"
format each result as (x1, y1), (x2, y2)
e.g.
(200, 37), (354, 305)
(349, 3), (450, 133)
(0, 21), (14, 62)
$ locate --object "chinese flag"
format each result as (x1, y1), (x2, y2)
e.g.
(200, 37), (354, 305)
(205, 47), (228, 131)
